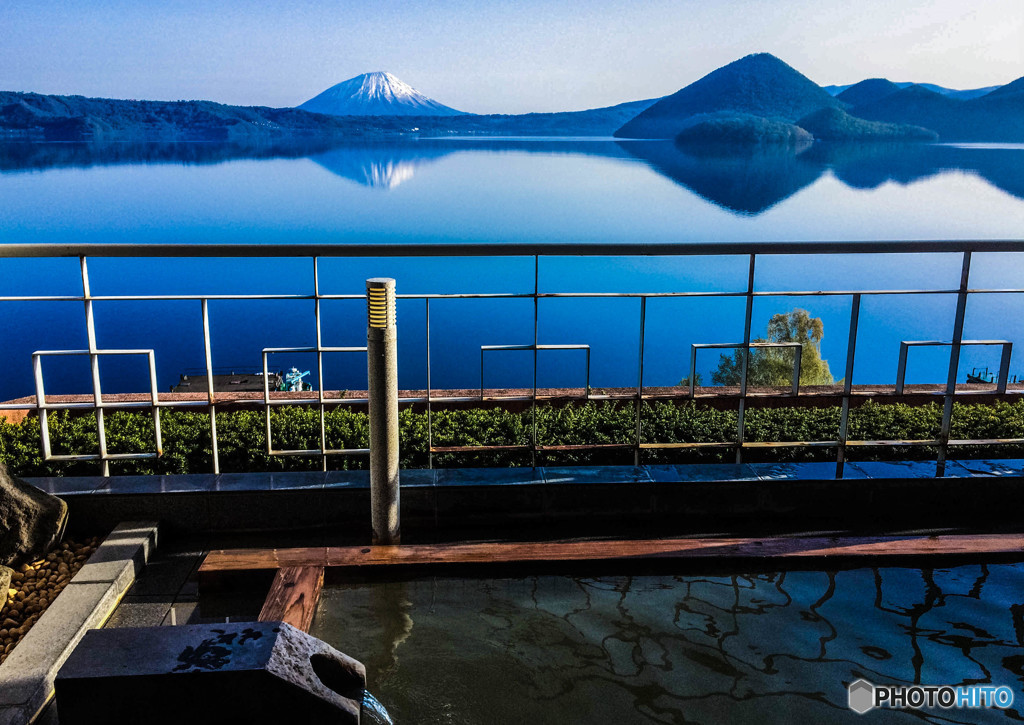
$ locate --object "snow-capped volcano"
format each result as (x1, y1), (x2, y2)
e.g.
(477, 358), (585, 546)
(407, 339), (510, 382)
(297, 72), (467, 117)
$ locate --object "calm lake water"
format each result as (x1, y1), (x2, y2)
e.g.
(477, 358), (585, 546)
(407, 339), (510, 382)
(2, 139), (1024, 401)
(310, 564), (1024, 724)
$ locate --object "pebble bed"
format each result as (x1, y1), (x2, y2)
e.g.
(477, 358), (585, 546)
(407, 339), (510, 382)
(0, 537), (100, 666)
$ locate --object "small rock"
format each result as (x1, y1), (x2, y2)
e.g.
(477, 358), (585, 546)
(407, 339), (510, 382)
(0, 566), (10, 602)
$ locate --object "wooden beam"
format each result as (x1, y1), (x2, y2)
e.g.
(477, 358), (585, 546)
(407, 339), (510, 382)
(203, 533), (1024, 577)
(257, 565), (324, 632)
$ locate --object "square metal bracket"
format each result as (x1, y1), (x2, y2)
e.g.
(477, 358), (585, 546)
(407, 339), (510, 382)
(689, 341), (803, 397)
(480, 343), (591, 400)
(896, 340), (1013, 394)
(261, 345), (369, 457)
(32, 348), (162, 463)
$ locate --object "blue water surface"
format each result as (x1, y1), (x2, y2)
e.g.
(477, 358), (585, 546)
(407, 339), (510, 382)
(2, 139), (1024, 400)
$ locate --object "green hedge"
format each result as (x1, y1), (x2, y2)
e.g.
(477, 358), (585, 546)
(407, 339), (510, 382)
(1, 399), (1022, 477)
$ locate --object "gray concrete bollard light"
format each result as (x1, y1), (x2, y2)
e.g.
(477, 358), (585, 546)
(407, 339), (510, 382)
(367, 278), (400, 544)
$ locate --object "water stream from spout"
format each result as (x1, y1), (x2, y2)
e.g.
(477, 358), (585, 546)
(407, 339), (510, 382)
(362, 691), (395, 725)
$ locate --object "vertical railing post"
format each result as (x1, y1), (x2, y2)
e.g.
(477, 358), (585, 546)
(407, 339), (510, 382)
(635, 296), (646, 466)
(938, 251), (971, 472)
(81, 256), (110, 477)
(836, 294), (861, 478)
(736, 254), (756, 464)
(425, 298), (433, 470)
(201, 298), (220, 475)
(314, 258), (327, 472)
(367, 278), (400, 545)
(531, 255), (539, 468)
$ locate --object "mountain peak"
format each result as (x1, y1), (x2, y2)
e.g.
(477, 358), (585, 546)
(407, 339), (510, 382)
(615, 53), (839, 139)
(836, 78), (901, 108)
(298, 72), (467, 117)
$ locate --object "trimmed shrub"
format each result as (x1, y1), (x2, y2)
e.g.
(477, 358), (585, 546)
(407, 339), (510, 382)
(1, 399), (1022, 476)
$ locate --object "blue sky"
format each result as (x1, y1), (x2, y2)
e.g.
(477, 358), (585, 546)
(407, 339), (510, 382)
(1, 0), (1022, 113)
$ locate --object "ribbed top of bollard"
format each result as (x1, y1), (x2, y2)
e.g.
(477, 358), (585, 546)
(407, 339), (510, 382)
(366, 278), (396, 329)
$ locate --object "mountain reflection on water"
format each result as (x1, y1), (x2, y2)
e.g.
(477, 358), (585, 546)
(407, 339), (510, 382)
(311, 564), (1024, 724)
(2, 138), (1023, 214)
(622, 141), (824, 215)
(309, 144), (453, 189)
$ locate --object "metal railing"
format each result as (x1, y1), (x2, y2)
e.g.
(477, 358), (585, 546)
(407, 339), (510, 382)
(2, 240), (1024, 478)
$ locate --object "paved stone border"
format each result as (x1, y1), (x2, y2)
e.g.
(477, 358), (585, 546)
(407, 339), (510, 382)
(0, 521), (158, 725)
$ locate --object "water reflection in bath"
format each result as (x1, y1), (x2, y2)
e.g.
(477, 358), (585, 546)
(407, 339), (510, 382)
(310, 564), (1024, 724)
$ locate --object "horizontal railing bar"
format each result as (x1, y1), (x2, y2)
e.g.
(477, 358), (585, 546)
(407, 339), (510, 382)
(36, 401), (154, 411)
(749, 289), (962, 296)
(35, 400), (213, 411)
(540, 289), (969, 297)
(268, 448), (370, 456)
(42, 452), (162, 462)
(3, 240), (1024, 258)
(637, 442), (737, 449)
(262, 346), (367, 353)
(845, 439), (941, 446)
(481, 344), (590, 352)
(745, 392), (805, 398)
(153, 400), (214, 408)
(741, 441), (837, 448)
(398, 293), (531, 299)
(430, 444), (532, 453)
(534, 443), (633, 451)
(86, 294), (312, 302)
(7, 288), (1024, 305)
(6, 289), (1024, 305)
(26, 402), (96, 411)
(947, 438), (1024, 446)
(0, 294), (352, 302)
(539, 292), (742, 298)
(848, 390), (945, 397)
(541, 289), (1024, 297)
(902, 339), (1011, 346)
(33, 348), (155, 356)
(926, 389), (1009, 397)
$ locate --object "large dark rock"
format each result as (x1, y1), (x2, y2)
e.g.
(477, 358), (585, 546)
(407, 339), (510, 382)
(55, 621), (366, 725)
(0, 462), (68, 567)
